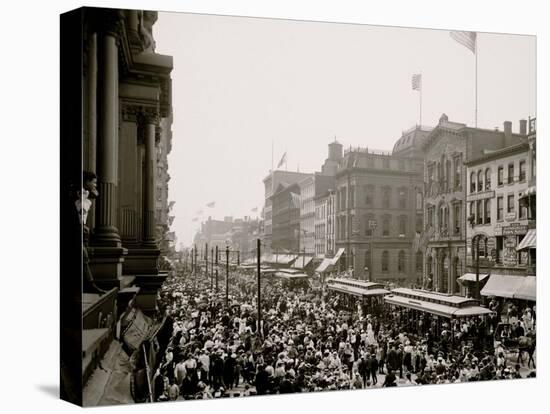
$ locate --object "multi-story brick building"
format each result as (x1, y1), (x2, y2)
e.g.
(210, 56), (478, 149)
(299, 173), (336, 255)
(271, 181), (305, 252)
(314, 189), (336, 258)
(422, 115), (525, 294)
(262, 170), (311, 253)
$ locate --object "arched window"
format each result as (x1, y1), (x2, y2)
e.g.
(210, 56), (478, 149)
(382, 216), (390, 236)
(477, 170), (483, 192)
(485, 168), (491, 190)
(416, 251), (423, 272)
(470, 171), (476, 193)
(381, 251), (389, 272)
(398, 250), (405, 272)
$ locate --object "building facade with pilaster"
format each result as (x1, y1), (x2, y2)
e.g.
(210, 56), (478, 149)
(73, 7), (174, 401)
(422, 114), (525, 294)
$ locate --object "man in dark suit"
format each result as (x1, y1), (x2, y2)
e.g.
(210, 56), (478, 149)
(370, 353), (379, 385)
(358, 354), (369, 387)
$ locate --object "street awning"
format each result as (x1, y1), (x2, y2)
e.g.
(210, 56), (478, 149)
(516, 229), (536, 251)
(384, 295), (492, 318)
(316, 258), (334, 273)
(266, 254), (297, 265)
(458, 273), (490, 283)
(292, 255), (313, 269)
(514, 276), (536, 301)
(481, 274), (526, 299)
(333, 248), (345, 263)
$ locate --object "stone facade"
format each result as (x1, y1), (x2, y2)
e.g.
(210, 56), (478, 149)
(421, 115), (526, 293)
(334, 137), (425, 281)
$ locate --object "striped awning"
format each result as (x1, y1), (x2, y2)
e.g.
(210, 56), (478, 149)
(516, 229), (536, 251)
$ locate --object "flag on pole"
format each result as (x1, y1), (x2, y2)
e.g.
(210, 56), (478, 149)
(450, 31), (477, 54)
(206, 201), (216, 208)
(412, 74), (422, 91)
(277, 152), (287, 169)
(251, 207), (258, 212)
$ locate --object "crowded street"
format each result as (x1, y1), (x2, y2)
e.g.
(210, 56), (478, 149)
(150, 263), (536, 401)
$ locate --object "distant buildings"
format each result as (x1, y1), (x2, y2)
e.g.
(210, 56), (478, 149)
(193, 215), (260, 261)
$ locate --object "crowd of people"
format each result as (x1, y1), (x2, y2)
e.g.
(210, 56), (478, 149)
(149, 266), (536, 401)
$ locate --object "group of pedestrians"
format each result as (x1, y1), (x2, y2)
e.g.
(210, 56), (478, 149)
(149, 267), (536, 401)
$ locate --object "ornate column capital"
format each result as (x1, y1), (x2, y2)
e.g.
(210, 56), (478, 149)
(121, 103), (160, 126)
(96, 9), (125, 40)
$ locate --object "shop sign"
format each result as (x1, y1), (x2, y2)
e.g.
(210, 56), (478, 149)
(505, 212), (517, 221)
(467, 190), (495, 202)
(502, 223), (528, 236)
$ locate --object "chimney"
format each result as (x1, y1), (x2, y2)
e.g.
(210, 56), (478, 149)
(519, 119), (527, 135)
(503, 121), (513, 147)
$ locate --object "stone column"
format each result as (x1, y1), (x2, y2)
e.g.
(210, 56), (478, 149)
(85, 32), (97, 233)
(89, 17), (127, 287)
(142, 114), (158, 246)
(95, 31), (120, 245)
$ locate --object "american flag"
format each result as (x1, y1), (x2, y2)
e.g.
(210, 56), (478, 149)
(450, 31), (477, 54)
(412, 74), (422, 91)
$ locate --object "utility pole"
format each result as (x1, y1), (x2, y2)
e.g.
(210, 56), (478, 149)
(215, 245), (219, 293)
(257, 238), (261, 336)
(225, 246), (230, 307)
(211, 246), (214, 290)
(205, 243), (208, 278)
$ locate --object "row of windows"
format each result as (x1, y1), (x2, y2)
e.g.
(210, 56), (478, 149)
(336, 214), (411, 238)
(337, 186), (409, 210)
(426, 202), (463, 234)
(469, 160), (526, 194)
(427, 154), (463, 191)
(471, 194), (528, 223)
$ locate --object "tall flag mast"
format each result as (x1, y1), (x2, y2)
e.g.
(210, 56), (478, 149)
(450, 30), (478, 127)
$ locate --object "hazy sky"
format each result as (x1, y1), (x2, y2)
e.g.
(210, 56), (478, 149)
(153, 12), (535, 247)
